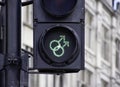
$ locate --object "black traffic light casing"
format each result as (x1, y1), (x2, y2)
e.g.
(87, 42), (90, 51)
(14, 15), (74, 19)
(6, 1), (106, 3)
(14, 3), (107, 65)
(33, 0), (85, 73)
(34, 0), (84, 22)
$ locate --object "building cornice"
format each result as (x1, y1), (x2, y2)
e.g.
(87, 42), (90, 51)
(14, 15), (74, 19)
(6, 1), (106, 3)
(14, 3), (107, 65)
(97, 0), (120, 16)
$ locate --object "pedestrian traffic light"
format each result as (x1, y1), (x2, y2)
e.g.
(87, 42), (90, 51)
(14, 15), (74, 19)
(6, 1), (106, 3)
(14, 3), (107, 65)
(33, 0), (85, 73)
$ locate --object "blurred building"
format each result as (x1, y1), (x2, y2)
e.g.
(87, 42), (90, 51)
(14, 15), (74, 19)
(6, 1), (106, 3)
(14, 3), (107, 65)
(22, 0), (120, 87)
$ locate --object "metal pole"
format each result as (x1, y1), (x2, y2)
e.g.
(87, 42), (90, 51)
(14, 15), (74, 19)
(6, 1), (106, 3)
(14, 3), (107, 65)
(0, 3), (3, 54)
(0, 71), (5, 87)
(5, 0), (21, 87)
(0, 0), (6, 86)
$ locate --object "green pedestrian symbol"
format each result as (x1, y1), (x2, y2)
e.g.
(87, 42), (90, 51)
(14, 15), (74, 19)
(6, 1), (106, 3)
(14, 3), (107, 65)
(49, 35), (70, 57)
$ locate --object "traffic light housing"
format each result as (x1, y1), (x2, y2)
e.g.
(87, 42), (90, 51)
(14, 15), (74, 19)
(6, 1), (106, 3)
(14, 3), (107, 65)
(33, 0), (85, 73)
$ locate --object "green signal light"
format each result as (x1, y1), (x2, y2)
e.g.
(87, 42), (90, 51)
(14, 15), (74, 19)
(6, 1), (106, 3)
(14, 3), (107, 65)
(49, 35), (70, 57)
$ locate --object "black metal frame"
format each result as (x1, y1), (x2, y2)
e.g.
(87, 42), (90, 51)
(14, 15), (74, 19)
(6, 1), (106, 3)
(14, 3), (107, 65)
(0, 0), (33, 6)
(0, 1), (5, 6)
(0, 0), (33, 87)
(22, 0), (33, 6)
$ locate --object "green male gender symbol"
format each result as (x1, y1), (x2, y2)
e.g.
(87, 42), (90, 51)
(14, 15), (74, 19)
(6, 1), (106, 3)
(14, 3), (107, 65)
(49, 35), (70, 57)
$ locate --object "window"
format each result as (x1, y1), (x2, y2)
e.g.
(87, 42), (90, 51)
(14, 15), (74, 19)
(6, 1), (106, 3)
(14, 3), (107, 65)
(101, 80), (108, 87)
(85, 10), (96, 51)
(101, 25), (110, 62)
(24, 44), (33, 53)
(116, 39), (120, 70)
(80, 71), (85, 82)
(80, 70), (92, 87)
(85, 70), (92, 86)
(25, 5), (33, 25)
(106, 0), (112, 6)
(29, 74), (39, 87)
(23, 45), (38, 87)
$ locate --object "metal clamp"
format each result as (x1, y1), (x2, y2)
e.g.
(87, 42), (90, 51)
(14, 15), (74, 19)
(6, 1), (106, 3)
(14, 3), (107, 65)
(5, 55), (21, 65)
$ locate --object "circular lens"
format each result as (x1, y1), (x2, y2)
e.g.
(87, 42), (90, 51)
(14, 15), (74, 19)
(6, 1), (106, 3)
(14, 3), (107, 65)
(39, 26), (80, 67)
(42, 0), (77, 17)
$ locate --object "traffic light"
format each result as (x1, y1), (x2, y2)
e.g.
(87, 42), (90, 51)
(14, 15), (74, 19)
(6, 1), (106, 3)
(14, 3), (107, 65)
(33, 0), (85, 73)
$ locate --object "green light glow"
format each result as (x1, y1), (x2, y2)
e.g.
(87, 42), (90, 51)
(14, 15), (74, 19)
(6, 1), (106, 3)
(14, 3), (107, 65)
(49, 35), (69, 57)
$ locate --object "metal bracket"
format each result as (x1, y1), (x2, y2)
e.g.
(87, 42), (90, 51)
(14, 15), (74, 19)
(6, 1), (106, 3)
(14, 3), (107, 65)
(21, 53), (29, 72)
(5, 55), (21, 66)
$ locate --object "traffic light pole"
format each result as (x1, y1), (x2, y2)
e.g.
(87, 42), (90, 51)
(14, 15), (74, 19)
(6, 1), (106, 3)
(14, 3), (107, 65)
(5, 0), (21, 87)
(0, 0), (6, 87)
